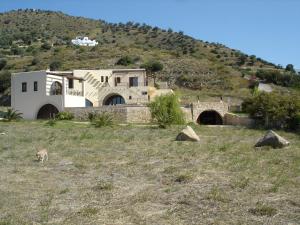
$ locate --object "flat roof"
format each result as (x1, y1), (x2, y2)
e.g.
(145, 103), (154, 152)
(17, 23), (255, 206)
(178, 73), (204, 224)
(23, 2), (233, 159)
(46, 71), (84, 81)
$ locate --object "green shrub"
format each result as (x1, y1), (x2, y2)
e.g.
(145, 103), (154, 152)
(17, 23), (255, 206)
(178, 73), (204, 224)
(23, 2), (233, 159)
(116, 56), (134, 66)
(148, 94), (185, 128)
(3, 108), (22, 121)
(49, 60), (62, 71)
(45, 119), (56, 127)
(0, 59), (7, 70)
(88, 111), (98, 122)
(242, 92), (300, 130)
(91, 112), (114, 128)
(41, 42), (52, 51)
(55, 111), (74, 120)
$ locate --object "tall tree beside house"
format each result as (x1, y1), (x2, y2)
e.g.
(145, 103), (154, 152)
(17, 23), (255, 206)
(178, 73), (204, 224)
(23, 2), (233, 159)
(141, 60), (163, 86)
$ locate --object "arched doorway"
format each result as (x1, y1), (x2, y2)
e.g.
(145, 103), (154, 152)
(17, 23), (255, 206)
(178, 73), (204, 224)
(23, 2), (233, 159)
(197, 110), (223, 125)
(103, 94), (125, 105)
(50, 81), (62, 95)
(37, 104), (59, 119)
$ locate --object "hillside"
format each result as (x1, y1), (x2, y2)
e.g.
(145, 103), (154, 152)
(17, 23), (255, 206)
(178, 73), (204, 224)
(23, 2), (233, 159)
(0, 9), (297, 102)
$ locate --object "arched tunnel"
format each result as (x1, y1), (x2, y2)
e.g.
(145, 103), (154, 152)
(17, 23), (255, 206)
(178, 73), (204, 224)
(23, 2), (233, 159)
(197, 110), (223, 125)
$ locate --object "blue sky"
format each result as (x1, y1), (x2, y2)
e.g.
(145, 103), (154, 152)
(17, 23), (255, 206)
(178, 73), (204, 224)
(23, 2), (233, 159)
(1, 0), (299, 68)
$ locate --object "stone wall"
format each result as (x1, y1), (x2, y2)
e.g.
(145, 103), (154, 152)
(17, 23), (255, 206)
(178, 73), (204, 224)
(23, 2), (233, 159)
(224, 113), (254, 127)
(66, 103), (254, 127)
(126, 106), (152, 123)
(65, 106), (127, 122)
(65, 105), (151, 123)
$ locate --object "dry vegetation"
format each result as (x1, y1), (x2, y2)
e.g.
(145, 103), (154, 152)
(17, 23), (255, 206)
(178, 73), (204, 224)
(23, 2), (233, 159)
(0, 121), (299, 224)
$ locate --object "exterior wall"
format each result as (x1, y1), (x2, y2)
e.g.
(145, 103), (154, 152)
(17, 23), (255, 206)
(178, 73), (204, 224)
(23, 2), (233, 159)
(224, 113), (255, 127)
(73, 69), (147, 107)
(64, 95), (85, 108)
(11, 71), (85, 119)
(99, 86), (149, 106)
(73, 70), (113, 106)
(11, 71), (62, 119)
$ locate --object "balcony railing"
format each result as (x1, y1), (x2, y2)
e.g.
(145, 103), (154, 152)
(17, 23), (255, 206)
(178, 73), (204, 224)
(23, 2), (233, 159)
(66, 89), (83, 96)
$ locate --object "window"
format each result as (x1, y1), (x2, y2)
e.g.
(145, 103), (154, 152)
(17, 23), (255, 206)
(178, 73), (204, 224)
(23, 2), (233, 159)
(50, 81), (62, 95)
(115, 77), (121, 86)
(101, 76), (104, 82)
(129, 77), (138, 87)
(68, 79), (74, 89)
(129, 96), (132, 100)
(142, 91), (148, 95)
(34, 81), (38, 91)
(105, 76), (108, 83)
(22, 82), (27, 92)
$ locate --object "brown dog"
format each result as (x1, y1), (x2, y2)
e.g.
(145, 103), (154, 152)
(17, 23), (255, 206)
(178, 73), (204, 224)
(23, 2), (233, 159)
(36, 149), (48, 163)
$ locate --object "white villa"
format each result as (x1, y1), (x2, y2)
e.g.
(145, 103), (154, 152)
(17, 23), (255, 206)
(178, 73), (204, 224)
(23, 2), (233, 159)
(11, 69), (172, 119)
(71, 37), (98, 47)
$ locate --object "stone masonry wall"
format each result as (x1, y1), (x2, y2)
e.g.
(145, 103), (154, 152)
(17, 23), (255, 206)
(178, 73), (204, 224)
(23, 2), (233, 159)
(65, 106), (127, 122)
(65, 102), (255, 127)
(224, 113), (255, 127)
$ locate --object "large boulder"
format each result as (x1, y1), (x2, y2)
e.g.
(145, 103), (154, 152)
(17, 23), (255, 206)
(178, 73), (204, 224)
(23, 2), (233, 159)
(176, 126), (200, 142)
(255, 130), (289, 148)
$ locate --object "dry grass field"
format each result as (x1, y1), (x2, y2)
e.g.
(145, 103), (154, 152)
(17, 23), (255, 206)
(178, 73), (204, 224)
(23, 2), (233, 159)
(0, 121), (299, 225)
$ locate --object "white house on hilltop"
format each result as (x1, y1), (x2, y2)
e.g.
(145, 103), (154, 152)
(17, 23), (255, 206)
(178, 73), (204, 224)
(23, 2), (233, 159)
(11, 69), (172, 119)
(71, 37), (98, 47)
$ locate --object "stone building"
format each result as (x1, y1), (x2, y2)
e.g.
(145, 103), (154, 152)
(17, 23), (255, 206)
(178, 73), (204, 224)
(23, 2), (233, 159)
(11, 69), (172, 119)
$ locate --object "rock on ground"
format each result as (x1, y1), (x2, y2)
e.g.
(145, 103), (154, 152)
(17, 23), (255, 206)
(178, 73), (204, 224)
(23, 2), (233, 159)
(176, 126), (200, 142)
(255, 130), (289, 148)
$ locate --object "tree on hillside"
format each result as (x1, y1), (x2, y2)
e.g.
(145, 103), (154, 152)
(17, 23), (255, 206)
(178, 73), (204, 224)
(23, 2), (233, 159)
(285, 64), (295, 73)
(49, 61), (62, 71)
(141, 60), (163, 85)
(0, 59), (7, 70)
(116, 56), (134, 66)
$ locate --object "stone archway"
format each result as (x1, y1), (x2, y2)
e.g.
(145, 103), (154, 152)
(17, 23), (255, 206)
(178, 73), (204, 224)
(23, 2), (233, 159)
(197, 110), (223, 125)
(37, 104), (59, 119)
(103, 94), (125, 106)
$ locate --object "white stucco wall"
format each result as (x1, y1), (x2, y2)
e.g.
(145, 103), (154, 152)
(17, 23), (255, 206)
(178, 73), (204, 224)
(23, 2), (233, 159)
(11, 71), (85, 119)
(64, 95), (85, 108)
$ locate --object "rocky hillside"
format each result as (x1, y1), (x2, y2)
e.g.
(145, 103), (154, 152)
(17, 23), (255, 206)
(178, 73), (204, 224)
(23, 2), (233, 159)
(0, 9), (295, 101)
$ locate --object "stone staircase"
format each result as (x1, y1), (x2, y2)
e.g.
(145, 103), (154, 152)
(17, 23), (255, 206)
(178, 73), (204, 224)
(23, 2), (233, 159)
(83, 72), (113, 105)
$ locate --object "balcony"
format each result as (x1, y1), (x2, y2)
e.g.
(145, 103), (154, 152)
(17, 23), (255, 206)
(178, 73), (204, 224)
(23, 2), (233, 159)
(66, 89), (84, 96)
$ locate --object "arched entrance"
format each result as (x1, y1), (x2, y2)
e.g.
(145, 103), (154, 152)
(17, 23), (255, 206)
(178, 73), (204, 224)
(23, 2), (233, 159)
(37, 104), (59, 119)
(197, 110), (223, 125)
(103, 94), (125, 105)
